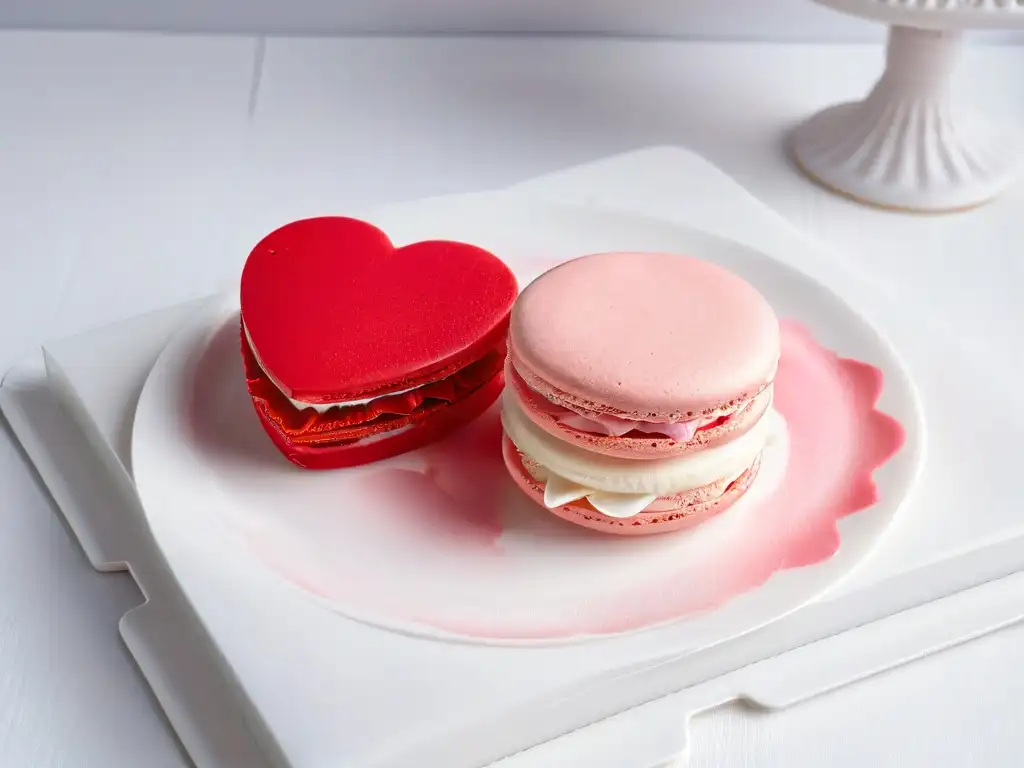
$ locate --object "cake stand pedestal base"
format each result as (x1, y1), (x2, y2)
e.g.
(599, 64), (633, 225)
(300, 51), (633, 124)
(791, 25), (1020, 213)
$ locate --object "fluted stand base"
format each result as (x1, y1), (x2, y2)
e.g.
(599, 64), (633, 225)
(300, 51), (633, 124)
(791, 26), (1020, 213)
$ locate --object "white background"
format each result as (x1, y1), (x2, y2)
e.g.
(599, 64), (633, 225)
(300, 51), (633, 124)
(1, 9), (1024, 768)
(0, 0), (1022, 40)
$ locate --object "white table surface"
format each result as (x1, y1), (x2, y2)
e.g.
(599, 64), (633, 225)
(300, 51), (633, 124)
(2, 31), (1023, 768)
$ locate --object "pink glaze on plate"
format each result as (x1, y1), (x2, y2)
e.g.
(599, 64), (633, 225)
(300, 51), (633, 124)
(578, 320), (906, 635)
(236, 319), (905, 641)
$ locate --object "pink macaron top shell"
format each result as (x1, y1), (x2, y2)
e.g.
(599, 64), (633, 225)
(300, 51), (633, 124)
(509, 252), (780, 419)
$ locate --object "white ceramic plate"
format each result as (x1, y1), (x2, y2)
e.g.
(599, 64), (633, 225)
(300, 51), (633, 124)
(132, 196), (924, 647)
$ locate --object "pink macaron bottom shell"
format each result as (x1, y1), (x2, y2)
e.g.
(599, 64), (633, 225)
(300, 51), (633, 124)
(502, 436), (762, 536)
(507, 361), (773, 459)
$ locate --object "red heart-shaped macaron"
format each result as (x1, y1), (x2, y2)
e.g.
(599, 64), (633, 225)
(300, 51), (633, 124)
(240, 216), (518, 469)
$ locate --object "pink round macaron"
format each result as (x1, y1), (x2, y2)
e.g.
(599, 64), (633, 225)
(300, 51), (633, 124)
(501, 251), (780, 535)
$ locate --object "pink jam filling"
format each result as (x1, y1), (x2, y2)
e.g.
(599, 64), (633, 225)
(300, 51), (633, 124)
(555, 411), (715, 441)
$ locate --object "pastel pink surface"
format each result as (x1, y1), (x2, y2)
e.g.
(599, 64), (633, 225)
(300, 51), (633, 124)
(222, 320), (904, 640)
(510, 252), (780, 418)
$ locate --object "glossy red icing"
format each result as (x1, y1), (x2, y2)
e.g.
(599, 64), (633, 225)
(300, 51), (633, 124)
(238, 216), (517, 468)
(240, 216), (518, 403)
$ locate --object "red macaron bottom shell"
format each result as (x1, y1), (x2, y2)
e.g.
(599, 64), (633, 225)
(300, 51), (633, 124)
(242, 328), (506, 469)
(253, 374), (505, 469)
(502, 437), (762, 536)
(507, 362), (773, 460)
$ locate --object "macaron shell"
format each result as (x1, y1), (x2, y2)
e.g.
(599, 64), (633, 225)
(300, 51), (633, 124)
(240, 216), (518, 404)
(510, 251), (779, 418)
(242, 327), (506, 469)
(252, 366), (505, 470)
(507, 360), (773, 459)
(503, 437), (760, 535)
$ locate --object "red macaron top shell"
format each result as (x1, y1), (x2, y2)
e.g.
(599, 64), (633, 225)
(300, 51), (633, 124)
(240, 216), (518, 404)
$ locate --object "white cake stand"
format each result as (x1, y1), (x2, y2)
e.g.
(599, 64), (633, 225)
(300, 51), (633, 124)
(791, 0), (1024, 212)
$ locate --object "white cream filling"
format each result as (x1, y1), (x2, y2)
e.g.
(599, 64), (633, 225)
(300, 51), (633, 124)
(502, 390), (775, 517)
(545, 474), (658, 518)
(285, 383), (422, 414)
(535, 465), (751, 518)
(243, 322), (422, 413)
